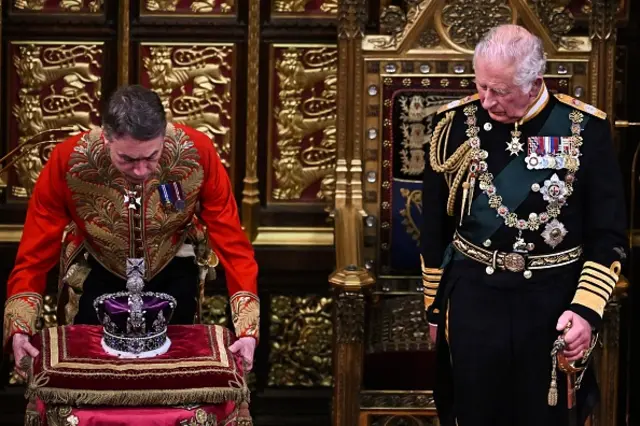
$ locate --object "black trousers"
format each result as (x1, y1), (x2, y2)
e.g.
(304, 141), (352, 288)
(436, 259), (599, 426)
(74, 255), (200, 326)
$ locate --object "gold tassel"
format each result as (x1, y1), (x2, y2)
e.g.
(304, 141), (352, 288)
(236, 401), (253, 426)
(548, 334), (566, 406)
(24, 395), (42, 426)
(23, 411), (42, 426)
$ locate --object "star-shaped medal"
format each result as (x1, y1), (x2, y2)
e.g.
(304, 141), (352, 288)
(506, 136), (524, 156)
(124, 191), (142, 210)
(506, 122), (523, 156)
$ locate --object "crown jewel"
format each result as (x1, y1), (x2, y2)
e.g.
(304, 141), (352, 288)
(93, 258), (177, 358)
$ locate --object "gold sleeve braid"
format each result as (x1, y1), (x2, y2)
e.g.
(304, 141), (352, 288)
(428, 111), (473, 216)
(421, 254), (442, 312)
(571, 261), (621, 318)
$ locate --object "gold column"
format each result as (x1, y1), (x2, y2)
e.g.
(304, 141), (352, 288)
(242, 0), (261, 241)
(332, 3), (373, 425)
(118, 0), (131, 86)
(589, 0), (618, 123)
(590, 5), (626, 425)
(329, 264), (374, 426)
(336, 0), (366, 213)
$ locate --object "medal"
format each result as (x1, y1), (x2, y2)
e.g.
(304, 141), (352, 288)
(506, 122), (524, 156)
(158, 181), (186, 211)
(525, 136), (575, 170)
(158, 184), (173, 210)
(124, 190), (141, 210)
(541, 219), (568, 248)
(172, 182), (185, 211)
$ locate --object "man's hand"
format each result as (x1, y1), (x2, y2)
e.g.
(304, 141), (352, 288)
(429, 323), (438, 344)
(12, 333), (39, 377)
(229, 336), (256, 371)
(556, 311), (592, 362)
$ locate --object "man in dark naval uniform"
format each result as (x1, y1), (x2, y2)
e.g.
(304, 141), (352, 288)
(421, 24), (627, 426)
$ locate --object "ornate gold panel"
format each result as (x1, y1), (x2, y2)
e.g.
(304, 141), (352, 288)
(267, 44), (338, 207)
(437, 0), (514, 51)
(200, 295), (229, 326)
(268, 295), (333, 387)
(366, 0), (592, 54)
(12, 0), (104, 13)
(141, 0), (235, 15)
(271, 0), (337, 16)
(6, 41), (103, 199)
(139, 42), (236, 176)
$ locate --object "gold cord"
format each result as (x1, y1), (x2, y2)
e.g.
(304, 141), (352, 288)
(428, 111), (473, 216)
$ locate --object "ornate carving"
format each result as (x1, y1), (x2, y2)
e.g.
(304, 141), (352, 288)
(589, 0), (617, 41)
(360, 391), (436, 409)
(528, 0), (575, 45)
(144, 0), (234, 13)
(379, 5), (407, 37)
(369, 415), (438, 426)
(268, 295), (333, 387)
(367, 1), (429, 49)
(200, 295), (229, 326)
(440, 0), (512, 50)
(179, 408), (217, 426)
(141, 44), (234, 169)
(14, 0), (103, 12)
(366, 295), (431, 353)
(9, 42), (102, 197)
(273, 0), (337, 14)
(338, 0), (367, 39)
(417, 26), (441, 49)
(241, 0), (260, 240)
(335, 291), (365, 343)
(271, 46), (337, 204)
(41, 293), (58, 330)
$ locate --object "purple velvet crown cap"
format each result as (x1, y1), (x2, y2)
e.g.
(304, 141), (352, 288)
(94, 292), (177, 336)
(92, 258), (177, 356)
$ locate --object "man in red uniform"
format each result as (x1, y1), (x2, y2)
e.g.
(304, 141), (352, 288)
(4, 84), (259, 373)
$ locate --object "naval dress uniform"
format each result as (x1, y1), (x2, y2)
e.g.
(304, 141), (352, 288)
(420, 86), (627, 426)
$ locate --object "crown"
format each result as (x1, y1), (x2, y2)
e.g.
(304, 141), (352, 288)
(93, 258), (177, 358)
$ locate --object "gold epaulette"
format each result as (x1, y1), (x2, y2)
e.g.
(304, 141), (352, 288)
(554, 93), (607, 120)
(436, 93), (480, 115)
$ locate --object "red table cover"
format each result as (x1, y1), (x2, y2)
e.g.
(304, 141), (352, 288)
(26, 324), (249, 407)
(34, 399), (239, 426)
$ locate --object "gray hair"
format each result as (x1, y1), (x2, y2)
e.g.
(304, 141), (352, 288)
(102, 84), (167, 141)
(473, 25), (547, 93)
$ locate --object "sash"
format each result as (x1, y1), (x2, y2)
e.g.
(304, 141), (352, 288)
(458, 103), (590, 245)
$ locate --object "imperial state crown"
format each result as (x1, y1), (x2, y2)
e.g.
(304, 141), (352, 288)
(93, 258), (177, 358)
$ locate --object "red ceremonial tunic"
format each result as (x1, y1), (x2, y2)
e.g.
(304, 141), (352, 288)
(3, 124), (259, 349)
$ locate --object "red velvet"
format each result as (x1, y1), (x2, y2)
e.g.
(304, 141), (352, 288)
(30, 324), (243, 393)
(36, 399), (238, 426)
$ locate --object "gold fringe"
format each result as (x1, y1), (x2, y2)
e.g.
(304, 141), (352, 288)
(27, 386), (249, 407)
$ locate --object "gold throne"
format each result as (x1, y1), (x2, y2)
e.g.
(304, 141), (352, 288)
(330, 1), (628, 426)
